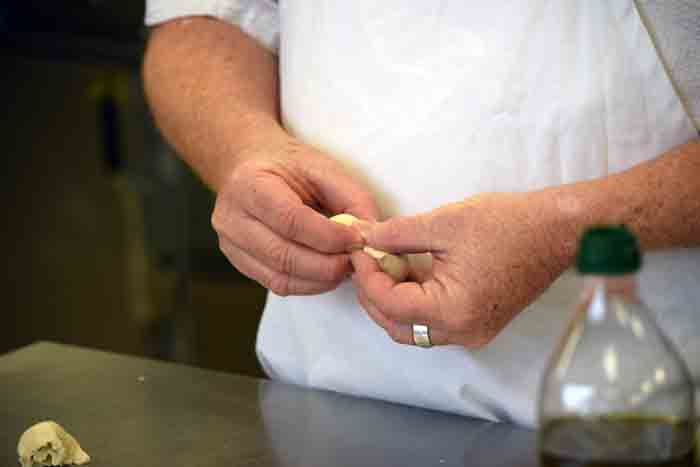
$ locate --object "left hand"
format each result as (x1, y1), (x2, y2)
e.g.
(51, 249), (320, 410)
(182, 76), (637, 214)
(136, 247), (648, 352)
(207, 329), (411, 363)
(351, 192), (574, 348)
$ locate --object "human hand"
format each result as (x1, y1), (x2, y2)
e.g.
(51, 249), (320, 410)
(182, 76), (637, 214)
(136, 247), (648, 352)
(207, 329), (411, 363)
(351, 192), (573, 348)
(212, 137), (379, 296)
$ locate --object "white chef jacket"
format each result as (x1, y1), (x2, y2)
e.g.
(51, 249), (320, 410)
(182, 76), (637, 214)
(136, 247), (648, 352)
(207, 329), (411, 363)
(146, 0), (700, 426)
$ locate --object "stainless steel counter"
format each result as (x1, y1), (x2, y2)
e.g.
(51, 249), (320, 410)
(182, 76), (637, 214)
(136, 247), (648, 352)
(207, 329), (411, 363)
(0, 342), (537, 466)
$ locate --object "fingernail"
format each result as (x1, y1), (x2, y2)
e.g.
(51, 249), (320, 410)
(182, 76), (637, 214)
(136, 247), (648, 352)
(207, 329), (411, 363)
(348, 235), (365, 252)
(353, 220), (373, 240)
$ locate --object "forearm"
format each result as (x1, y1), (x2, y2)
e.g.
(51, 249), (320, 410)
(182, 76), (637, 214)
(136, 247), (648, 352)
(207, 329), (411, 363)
(142, 16), (288, 190)
(542, 138), (700, 266)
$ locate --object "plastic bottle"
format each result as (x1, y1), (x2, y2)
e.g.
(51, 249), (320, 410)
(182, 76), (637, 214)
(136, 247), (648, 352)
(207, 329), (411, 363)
(538, 225), (696, 467)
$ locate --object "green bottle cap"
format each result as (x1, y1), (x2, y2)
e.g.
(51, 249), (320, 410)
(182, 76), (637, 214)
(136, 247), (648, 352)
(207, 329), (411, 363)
(576, 225), (641, 275)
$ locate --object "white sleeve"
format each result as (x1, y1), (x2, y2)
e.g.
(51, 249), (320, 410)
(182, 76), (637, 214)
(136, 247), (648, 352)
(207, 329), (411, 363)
(145, 0), (279, 53)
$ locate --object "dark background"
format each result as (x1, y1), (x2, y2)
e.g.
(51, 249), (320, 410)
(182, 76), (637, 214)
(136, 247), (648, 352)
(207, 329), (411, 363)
(1, 0), (267, 377)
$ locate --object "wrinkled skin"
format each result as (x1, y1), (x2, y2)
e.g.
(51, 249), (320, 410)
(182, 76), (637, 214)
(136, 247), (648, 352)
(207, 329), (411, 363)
(351, 192), (571, 348)
(212, 139), (379, 296)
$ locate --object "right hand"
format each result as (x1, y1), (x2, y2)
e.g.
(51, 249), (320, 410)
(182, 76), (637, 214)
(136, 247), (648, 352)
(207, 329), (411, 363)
(212, 138), (380, 296)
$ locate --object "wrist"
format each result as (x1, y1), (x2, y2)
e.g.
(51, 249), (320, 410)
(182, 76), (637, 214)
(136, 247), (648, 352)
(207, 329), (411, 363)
(212, 114), (293, 191)
(530, 186), (586, 273)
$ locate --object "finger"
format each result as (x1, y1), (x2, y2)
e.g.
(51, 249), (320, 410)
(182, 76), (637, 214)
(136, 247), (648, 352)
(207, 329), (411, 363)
(244, 173), (364, 253)
(350, 248), (383, 277)
(355, 286), (398, 334)
(303, 161), (381, 222)
(410, 323), (449, 346)
(372, 281), (444, 326)
(221, 241), (341, 296)
(226, 216), (352, 282)
(363, 213), (445, 255)
(355, 284), (450, 346)
(407, 254), (433, 282)
(352, 251), (445, 327)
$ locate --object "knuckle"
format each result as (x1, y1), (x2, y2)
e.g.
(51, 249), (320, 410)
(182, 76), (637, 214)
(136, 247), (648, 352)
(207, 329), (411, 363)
(211, 197), (241, 238)
(211, 206), (225, 233)
(268, 242), (294, 274)
(386, 326), (404, 344)
(323, 257), (349, 282)
(212, 172), (246, 227)
(232, 157), (263, 180)
(279, 205), (302, 239)
(248, 169), (271, 195)
(267, 273), (291, 297)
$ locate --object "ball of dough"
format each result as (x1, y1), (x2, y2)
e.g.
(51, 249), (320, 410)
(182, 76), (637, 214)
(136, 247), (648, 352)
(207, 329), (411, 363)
(330, 214), (410, 282)
(17, 421), (90, 467)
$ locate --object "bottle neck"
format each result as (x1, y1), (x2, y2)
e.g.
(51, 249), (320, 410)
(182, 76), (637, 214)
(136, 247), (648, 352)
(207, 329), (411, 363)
(581, 274), (639, 303)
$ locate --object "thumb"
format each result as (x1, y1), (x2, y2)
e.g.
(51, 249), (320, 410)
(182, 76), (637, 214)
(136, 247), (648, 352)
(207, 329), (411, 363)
(359, 213), (440, 255)
(304, 160), (381, 223)
(344, 201), (381, 224)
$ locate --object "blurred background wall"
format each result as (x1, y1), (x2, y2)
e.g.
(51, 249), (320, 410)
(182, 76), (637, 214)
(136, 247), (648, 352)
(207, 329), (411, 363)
(1, 0), (266, 377)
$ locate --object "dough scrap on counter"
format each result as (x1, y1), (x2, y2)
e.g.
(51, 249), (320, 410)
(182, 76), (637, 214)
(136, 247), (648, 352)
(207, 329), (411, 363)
(17, 421), (90, 467)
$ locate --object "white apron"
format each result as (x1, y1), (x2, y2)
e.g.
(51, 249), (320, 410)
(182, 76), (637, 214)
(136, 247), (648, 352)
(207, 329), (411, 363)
(256, 0), (700, 427)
